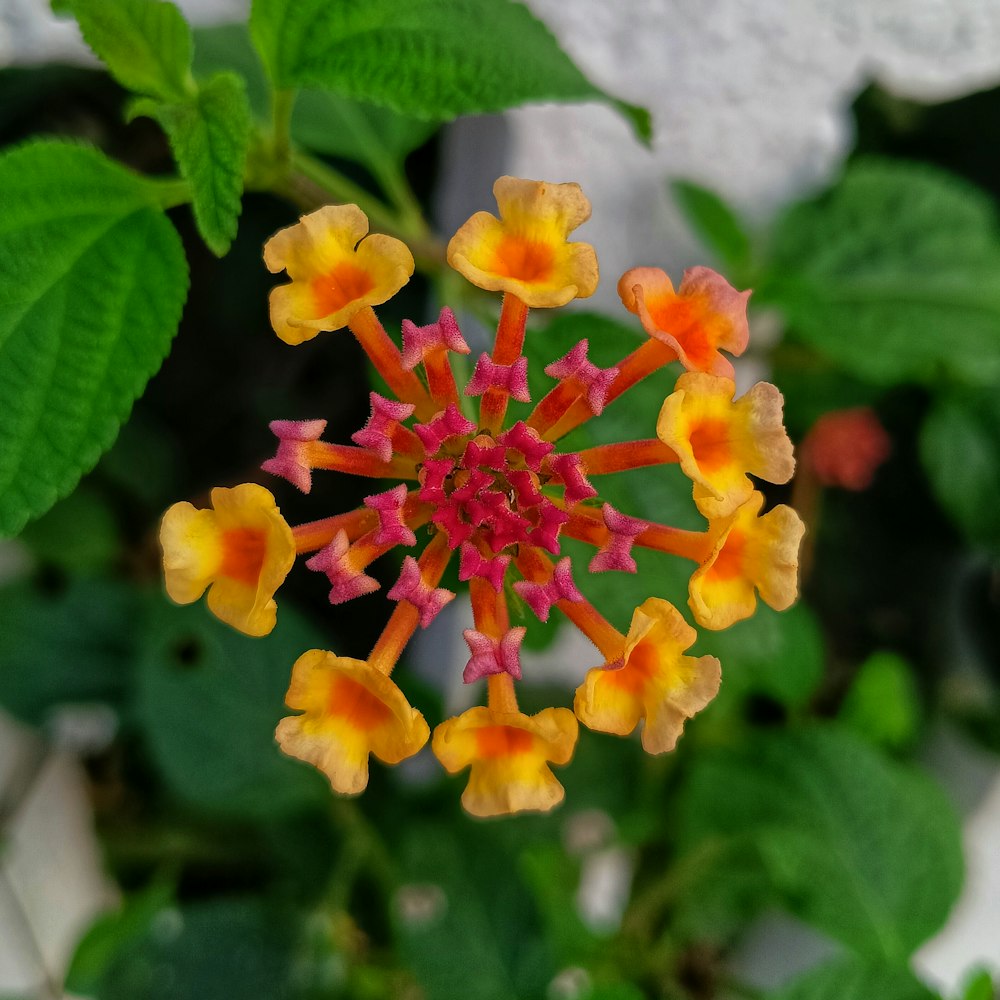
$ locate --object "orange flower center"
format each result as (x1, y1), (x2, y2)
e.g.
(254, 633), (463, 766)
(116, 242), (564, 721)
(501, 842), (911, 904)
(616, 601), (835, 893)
(709, 530), (745, 581)
(310, 262), (376, 317)
(329, 675), (393, 731)
(474, 724), (534, 758)
(611, 640), (661, 694)
(648, 293), (717, 365)
(688, 417), (732, 473)
(220, 528), (267, 587)
(492, 235), (554, 283)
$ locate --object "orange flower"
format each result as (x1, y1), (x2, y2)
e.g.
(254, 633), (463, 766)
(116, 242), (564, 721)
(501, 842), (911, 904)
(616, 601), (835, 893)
(657, 372), (794, 518)
(446, 176), (598, 307)
(574, 598), (720, 753)
(275, 650), (430, 795)
(264, 204), (414, 345)
(432, 705), (578, 817)
(689, 492), (804, 630)
(160, 483), (294, 636)
(617, 266), (750, 378)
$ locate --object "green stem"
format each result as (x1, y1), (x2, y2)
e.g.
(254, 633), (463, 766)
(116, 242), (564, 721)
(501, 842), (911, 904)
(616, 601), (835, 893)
(271, 88), (295, 169)
(153, 178), (193, 210)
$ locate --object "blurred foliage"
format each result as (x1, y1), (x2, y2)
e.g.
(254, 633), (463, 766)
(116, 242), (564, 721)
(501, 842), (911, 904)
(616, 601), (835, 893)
(0, 4), (999, 999)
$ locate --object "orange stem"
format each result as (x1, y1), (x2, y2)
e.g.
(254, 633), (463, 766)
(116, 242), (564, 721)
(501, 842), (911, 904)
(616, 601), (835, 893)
(292, 508), (376, 554)
(470, 576), (509, 639)
(526, 381), (583, 435)
(480, 293), (529, 434)
(574, 439), (679, 475)
(424, 349), (460, 408)
(488, 673), (519, 713)
(309, 442), (418, 479)
(368, 532), (452, 675)
(349, 307), (436, 420)
(561, 505), (712, 563)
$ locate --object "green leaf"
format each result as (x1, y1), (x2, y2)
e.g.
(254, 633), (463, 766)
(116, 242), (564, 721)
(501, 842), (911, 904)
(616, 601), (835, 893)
(0, 574), (138, 725)
(768, 957), (942, 1000)
(249, 0), (651, 142)
(56, 0), (193, 101)
(677, 726), (964, 960)
(0, 141), (188, 537)
(838, 651), (921, 750)
(766, 159), (1000, 386)
(135, 72), (252, 255)
(920, 389), (1000, 555)
(958, 968), (997, 1000)
(19, 486), (120, 573)
(671, 179), (752, 275)
(135, 596), (328, 819)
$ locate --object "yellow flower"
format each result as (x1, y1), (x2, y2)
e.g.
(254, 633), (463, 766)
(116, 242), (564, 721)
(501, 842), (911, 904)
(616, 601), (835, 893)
(689, 492), (805, 630)
(264, 204), (414, 345)
(160, 483), (294, 636)
(432, 705), (578, 817)
(617, 266), (750, 378)
(275, 650), (430, 795)
(446, 176), (599, 308)
(657, 372), (795, 519)
(574, 598), (720, 753)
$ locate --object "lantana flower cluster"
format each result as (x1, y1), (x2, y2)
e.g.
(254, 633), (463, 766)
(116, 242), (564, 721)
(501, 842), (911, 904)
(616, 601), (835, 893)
(160, 177), (803, 817)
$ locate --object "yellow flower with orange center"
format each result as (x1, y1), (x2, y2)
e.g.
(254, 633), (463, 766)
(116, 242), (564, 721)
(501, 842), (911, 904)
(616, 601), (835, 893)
(160, 483), (295, 636)
(432, 704), (578, 817)
(574, 598), (721, 753)
(657, 372), (795, 519)
(446, 176), (599, 308)
(617, 265), (750, 378)
(275, 650), (430, 795)
(689, 491), (805, 630)
(264, 204), (415, 345)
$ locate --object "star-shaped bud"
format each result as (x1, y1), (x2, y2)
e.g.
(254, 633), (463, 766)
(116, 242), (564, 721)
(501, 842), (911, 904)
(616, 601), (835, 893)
(544, 340), (619, 415)
(418, 458), (455, 505)
(364, 484), (417, 547)
(262, 419), (327, 493)
(401, 306), (470, 370)
(548, 453), (597, 505)
(458, 544), (511, 592)
(387, 555), (456, 627)
(497, 421), (554, 470)
(306, 531), (380, 605)
(351, 393), (416, 463)
(462, 627), (527, 683)
(590, 504), (648, 573)
(462, 438), (507, 471)
(513, 556), (583, 622)
(413, 403), (477, 453)
(465, 354), (530, 402)
(530, 500), (569, 554)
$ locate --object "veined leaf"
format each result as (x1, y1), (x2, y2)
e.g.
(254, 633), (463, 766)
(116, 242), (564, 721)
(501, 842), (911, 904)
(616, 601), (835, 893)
(768, 957), (942, 1000)
(133, 72), (252, 256)
(249, 0), (651, 142)
(54, 0), (193, 101)
(0, 141), (188, 537)
(766, 160), (1000, 386)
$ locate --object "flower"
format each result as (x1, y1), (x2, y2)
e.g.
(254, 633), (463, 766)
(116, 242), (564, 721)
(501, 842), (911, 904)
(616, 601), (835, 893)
(574, 598), (721, 753)
(164, 177), (803, 816)
(802, 406), (891, 491)
(160, 483), (294, 636)
(617, 266), (750, 378)
(275, 650), (429, 794)
(264, 204), (414, 345)
(446, 176), (599, 307)
(432, 704), (578, 817)
(657, 372), (795, 518)
(688, 491), (805, 630)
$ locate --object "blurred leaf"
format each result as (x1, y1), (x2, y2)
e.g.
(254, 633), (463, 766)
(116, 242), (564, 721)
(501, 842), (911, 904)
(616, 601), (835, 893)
(394, 822), (554, 1000)
(249, 0), (651, 142)
(958, 968), (997, 1000)
(768, 956), (942, 1000)
(677, 725), (963, 960)
(587, 986), (647, 1000)
(136, 597), (328, 818)
(0, 575), (138, 725)
(56, 0), (193, 102)
(671, 179), (752, 275)
(193, 23), (438, 173)
(694, 602), (824, 712)
(0, 141), (188, 537)
(87, 897), (299, 1000)
(920, 390), (1000, 555)
(132, 72), (251, 256)
(838, 651), (921, 750)
(18, 486), (120, 573)
(65, 880), (175, 995)
(766, 160), (1000, 386)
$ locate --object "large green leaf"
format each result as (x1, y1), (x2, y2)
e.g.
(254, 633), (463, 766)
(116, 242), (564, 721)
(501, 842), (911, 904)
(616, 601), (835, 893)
(768, 957), (942, 1000)
(677, 726), (963, 960)
(133, 72), (252, 256)
(0, 141), (188, 536)
(766, 160), (1000, 386)
(671, 178), (752, 277)
(55, 0), (193, 101)
(920, 389), (1000, 555)
(135, 596), (328, 819)
(249, 0), (651, 141)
